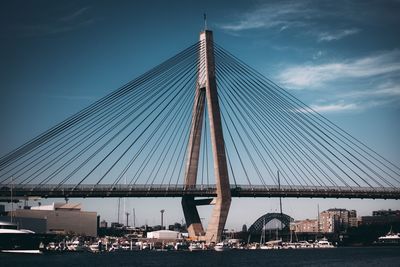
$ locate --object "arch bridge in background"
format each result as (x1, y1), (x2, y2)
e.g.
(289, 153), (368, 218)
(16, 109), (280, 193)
(248, 212), (294, 235)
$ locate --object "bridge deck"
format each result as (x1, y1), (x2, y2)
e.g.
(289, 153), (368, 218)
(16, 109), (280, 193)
(1, 185), (399, 200)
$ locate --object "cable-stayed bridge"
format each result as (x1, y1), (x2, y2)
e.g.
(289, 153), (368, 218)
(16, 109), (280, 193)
(1, 30), (399, 242)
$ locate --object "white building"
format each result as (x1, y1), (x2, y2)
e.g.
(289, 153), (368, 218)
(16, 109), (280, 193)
(147, 230), (182, 240)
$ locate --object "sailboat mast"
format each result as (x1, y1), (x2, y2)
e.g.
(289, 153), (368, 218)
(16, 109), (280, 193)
(10, 176), (13, 224)
(278, 170), (282, 215)
(278, 170), (283, 234)
(260, 217), (266, 244)
(124, 176), (126, 226)
(117, 198), (121, 224)
(317, 204), (320, 240)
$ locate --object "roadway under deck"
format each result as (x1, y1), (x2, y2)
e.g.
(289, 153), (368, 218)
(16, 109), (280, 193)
(1, 185), (399, 200)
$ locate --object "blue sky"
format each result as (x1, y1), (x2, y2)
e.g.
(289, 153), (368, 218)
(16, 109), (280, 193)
(0, 0), (399, 229)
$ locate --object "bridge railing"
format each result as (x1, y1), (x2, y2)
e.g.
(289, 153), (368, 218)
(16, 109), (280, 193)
(1, 183), (399, 199)
(236, 184), (400, 192)
(0, 184), (218, 193)
(1, 183), (399, 191)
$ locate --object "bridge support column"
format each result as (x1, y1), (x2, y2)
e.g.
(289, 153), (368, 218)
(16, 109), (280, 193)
(182, 81), (206, 238)
(182, 30), (231, 244)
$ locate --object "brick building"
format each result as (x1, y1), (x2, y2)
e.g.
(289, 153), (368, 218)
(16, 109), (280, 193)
(320, 208), (357, 233)
(292, 219), (318, 233)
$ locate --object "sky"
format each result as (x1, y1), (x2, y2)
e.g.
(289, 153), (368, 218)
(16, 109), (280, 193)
(0, 0), (399, 230)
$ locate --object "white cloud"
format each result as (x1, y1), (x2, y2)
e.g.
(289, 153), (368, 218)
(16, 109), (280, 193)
(310, 103), (360, 113)
(297, 95), (399, 114)
(278, 50), (400, 89)
(219, 2), (313, 32)
(318, 28), (360, 42)
(298, 102), (360, 114)
(376, 85), (400, 96)
(343, 82), (400, 98)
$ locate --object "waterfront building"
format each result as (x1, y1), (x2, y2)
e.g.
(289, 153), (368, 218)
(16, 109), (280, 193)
(362, 209), (400, 225)
(293, 208), (358, 233)
(7, 202), (97, 236)
(320, 208), (357, 233)
(372, 209), (400, 217)
(146, 230), (182, 240)
(349, 210), (358, 227)
(168, 222), (185, 232)
(100, 220), (108, 228)
(110, 222), (124, 229)
(293, 219), (319, 233)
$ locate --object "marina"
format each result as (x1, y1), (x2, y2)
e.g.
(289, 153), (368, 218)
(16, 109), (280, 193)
(6, 234), (339, 254)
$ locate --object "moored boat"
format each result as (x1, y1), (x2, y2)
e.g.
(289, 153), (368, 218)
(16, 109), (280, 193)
(261, 239), (283, 249)
(67, 239), (85, 252)
(375, 228), (400, 246)
(0, 221), (42, 254)
(175, 241), (189, 250)
(316, 237), (335, 248)
(189, 242), (203, 251)
(214, 242), (230, 251)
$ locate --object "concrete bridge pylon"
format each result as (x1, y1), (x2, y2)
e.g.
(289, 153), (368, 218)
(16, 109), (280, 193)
(182, 30), (231, 244)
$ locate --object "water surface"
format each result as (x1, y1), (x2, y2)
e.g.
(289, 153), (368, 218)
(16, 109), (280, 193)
(1, 247), (399, 267)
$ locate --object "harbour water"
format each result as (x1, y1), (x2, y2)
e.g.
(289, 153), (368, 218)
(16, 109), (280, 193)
(1, 247), (399, 267)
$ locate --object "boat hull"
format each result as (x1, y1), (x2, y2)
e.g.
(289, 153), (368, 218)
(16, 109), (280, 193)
(0, 233), (42, 253)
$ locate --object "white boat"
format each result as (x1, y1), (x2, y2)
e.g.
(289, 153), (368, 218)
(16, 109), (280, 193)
(262, 239), (283, 250)
(175, 242), (189, 250)
(109, 242), (122, 251)
(282, 242), (298, 249)
(316, 238), (335, 248)
(88, 240), (104, 253)
(138, 241), (150, 250)
(214, 242), (230, 251)
(298, 240), (313, 248)
(123, 240), (140, 251)
(248, 243), (259, 250)
(89, 243), (100, 253)
(259, 244), (272, 250)
(285, 240), (313, 249)
(67, 239), (85, 252)
(0, 221), (42, 254)
(121, 241), (131, 251)
(189, 242), (203, 251)
(46, 242), (57, 251)
(376, 228), (400, 246)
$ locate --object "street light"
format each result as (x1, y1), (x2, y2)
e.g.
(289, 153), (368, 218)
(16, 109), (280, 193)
(160, 209), (165, 229)
(125, 212), (130, 228)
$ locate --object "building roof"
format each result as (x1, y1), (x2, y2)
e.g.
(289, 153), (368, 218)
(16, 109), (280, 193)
(30, 202), (82, 211)
(149, 230), (180, 234)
